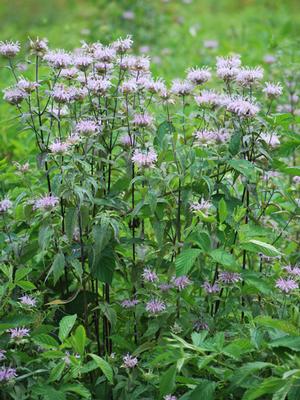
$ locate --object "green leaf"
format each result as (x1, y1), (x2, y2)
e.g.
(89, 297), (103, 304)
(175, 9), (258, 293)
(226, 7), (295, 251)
(65, 207), (77, 241)
(46, 253), (65, 284)
(90, 244), (116, 284)
(70, 325), (86, 356)
(228, 159), (256, 180)
(175, 249), (201, 276)
(61, 384), (91, 399)
(210, 248), (239, 269)
(48, 361), (65, 382)
(59, 314), (77, 342)
(16, 280), (36, 290)
(159, 365), (177, 396)
(218, 198), (228, 223)
(254, 316), (298, 335)
(242, 378), (284, 400)
(240, 240), (281, 257)
(229, 131), (241, 155)
(230, 362), (273, 387)
(188, 379), (216, 400)
(88, 354), (113, 383)
(222, 338), (253, 359)
(32, 334), (59, 349)
(269, 336), (300, 351)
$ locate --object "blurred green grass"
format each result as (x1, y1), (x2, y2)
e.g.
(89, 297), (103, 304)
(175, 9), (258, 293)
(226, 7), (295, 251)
(0, 0), (299, 160)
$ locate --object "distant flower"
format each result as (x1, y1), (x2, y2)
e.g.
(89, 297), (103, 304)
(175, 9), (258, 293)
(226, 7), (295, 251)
(122, 353), (138, 368)
(0, 366), (17, 382)
(203, 39), (219, 49)
(133, 113), (153, 127)
(187, 67), (211, 85)
(7, 327), (30, 340)
(263, 82), (283, 99)
(202, 281), (220, 294)
(14, 162), (29, 173)
(194, 320), (209, 331)
(171, 79), (193, 96)
(263, 170), (280, 181)
(66, 133), (80, 145)
(293, 176), (300, 185)
(227, 97), (259, 117)
(43, 50), (72, 69)
(60, 67), (78, 80)
(120, 134), (133, 147)
(0, 350), (6, 361)
(216, 55), (241, 81)
(235, 67), (264, 87)
(195, 90), (226, 108)
(190, 199), (212, 214)
(122, 10), (135, 20)
(121, 299), (139, 309)
(159, 283), (173, 292)
(49, 140), (70, 154)
(121, 79), (138, 94)
(86, 77), (112, 95)
(34, 195), (59, 210)
(3, 87), (27, 105)
(219, 271), (242, 284)
(142, 268), (158, 283)
(283, 266), (300, 276)
(164, 395), (177, 400)
(17, 78), (39, 93)
(0, 199), (12, 213)
(172, 275), (191, 291)
(193, 129), (217, 145)
(29, 37), (48, 56)
(113, 36), (133, 53)
(73, 54), (93, 71)
(275, 278), (298, 293)
(19, 295), (36, 307)
(0, 41), (20, 58)
(263, 54), (276, 64)
(132, 148), (157, 168)
(75, 119), (100, 135)
(260, 132), (280, 147)
(139, 45), (150, 54)
(146, 299), (166, 314)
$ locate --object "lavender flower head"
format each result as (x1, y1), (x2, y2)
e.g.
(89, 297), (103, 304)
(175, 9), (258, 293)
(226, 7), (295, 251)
(283, 266), (300, 276)
(34, 195), (59, 210)
(3, 87), (27, 105)
(120, 134), (133, 147)
(263, 82), (283, 99)
(164, 395), (177, 400)
(235, 67), (264, 87)
(133, 113), (153, 127)
(293, 176), (300, 185)
(0, 366), (17, 382)
(195, 90), (227, 108)
(43, 49), (72, 69)
(17, 78), (39, 93)
(0, 199), (12, 213)
(0, 41), (20, 58)
(142, 268), (158, 283)
(260, 132), (280, 147)
(123, 353), (138, 368)
(190, 199), (212, 214)
(49, 140), (70, 154)
(146, 299), (166, 314)
(187, 67), (211, 85)
(171, 79), (193, 96)
(219, 271), (242, 284)
(159, 283), (173, 292)
(227, 97), (259, 118)
(19, 295), (36, 307)
(121, 299), (139, 309)
(75, 119), (101, 135)
(7, 327), (30, 340)
(0, 350), (6, 361)
(202, 281), (220, 294)
(216, 55), (241, 81)
(172, 275), (191, 291)
(113, 35), (133, 53)
(275, 278), (298, 293)
(132, 148), (157, 168)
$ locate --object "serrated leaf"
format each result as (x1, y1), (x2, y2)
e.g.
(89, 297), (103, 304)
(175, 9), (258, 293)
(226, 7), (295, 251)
(175, 249), (201, 276)
(210, 248), (239, 269)
(32, 334), (59, 349)
(159, 365), (176, 396)
(59, 314), (77, 342)
(241, 240), (281, 257)
(88, 354), (113, 383)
